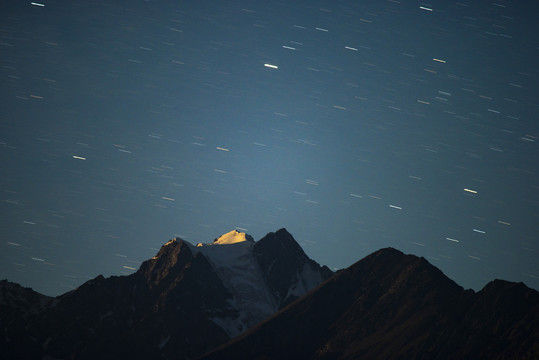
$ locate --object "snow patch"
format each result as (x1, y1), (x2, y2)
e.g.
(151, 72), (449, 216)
(285, 262), (325, 300)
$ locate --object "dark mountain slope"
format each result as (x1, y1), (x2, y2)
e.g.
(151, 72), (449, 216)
(0, 280), (53, 359)
(201, 248), (539, 360)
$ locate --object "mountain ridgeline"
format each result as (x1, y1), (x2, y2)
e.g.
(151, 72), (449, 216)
(1, 228), (538, 359)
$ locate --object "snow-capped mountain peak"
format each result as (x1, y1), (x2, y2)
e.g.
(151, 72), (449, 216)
(188, 228), (332, 337)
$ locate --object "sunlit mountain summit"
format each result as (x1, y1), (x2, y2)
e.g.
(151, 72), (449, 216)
(197, 229), (255, 246)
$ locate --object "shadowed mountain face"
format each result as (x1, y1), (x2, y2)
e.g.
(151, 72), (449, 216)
(254, 228), (334, 309)
(0, 229), (332, 359)
(201, 248), (539, 360)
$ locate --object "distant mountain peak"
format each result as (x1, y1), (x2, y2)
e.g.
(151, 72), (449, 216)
(254, 228), (304, 256)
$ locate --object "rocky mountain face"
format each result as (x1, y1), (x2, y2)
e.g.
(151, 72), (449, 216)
(0, 228), (332, 359)
(201, 247), (539, 360)
(1, 239), (231, 360)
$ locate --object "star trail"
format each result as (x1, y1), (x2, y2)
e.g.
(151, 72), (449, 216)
(1, 0), (538, 295)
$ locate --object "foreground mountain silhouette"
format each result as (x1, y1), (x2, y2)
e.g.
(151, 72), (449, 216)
(0, 229), (332, 359)
(1, 229), (538, 359)
(202, 247), (539, 360)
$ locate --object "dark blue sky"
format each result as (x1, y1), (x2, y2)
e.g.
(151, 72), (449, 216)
(1, 0), (538, 296)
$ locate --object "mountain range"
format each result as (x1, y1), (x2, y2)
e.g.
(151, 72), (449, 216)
(1, 228), (538, 359)
(1, 228), (332, 359)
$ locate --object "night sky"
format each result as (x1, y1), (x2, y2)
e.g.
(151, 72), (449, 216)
(1, 0), (538, 296)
